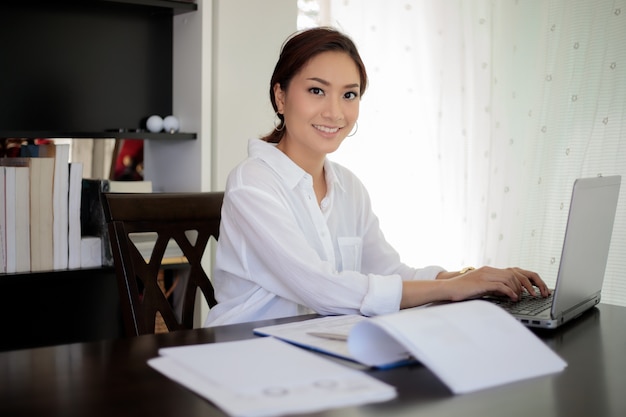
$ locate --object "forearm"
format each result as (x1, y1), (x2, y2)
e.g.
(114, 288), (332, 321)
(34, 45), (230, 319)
(400, 279), (450, 308)
(399, 268), (475, 308)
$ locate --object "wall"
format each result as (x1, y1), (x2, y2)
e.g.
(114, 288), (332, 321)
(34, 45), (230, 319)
(211, 0), (297, 190)
(144, 0), (297, 192)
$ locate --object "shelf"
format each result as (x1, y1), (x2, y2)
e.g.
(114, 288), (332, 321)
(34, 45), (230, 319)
(100, 0), (197, 14)
(0, 131), (197, 140)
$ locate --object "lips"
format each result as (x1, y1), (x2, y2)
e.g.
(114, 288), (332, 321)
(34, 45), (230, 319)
(313, 124), (342, 134)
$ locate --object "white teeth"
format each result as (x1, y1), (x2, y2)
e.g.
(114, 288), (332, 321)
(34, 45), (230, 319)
(314, 125), (340, 133)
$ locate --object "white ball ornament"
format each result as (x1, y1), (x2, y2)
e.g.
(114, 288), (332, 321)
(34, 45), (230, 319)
(146, 115), (163, 133)
(163, 115), (180, 133)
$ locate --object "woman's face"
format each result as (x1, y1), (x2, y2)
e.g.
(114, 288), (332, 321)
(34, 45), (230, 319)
(274, 51), (361, 160)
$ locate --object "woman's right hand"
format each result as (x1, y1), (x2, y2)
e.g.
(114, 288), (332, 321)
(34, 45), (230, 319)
(400, 266), (549, 309)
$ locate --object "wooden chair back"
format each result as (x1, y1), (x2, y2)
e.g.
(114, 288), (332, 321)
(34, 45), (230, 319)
(102, 192), (222, 336)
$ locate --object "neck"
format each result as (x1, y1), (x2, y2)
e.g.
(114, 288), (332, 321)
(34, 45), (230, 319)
(276, 140), (325, 179)
(276, 141), (327, 204)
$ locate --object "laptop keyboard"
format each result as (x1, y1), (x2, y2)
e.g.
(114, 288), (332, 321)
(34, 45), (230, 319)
(487, 290), (554, 316)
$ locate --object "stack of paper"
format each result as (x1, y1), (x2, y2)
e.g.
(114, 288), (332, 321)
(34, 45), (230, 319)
(151, 300), (567, 416)
(148, 337), (396, 417)
(255, 300), (568, 394)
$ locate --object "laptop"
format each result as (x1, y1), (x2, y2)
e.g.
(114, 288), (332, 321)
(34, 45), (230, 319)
(487, 175), (621, 329)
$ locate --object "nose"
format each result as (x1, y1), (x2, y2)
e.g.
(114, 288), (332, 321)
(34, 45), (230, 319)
(321, 96), (344, 122)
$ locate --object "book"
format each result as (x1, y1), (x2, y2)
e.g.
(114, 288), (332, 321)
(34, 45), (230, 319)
(0, 167), (6, 273)
(0, 165), (30, 273)
(81, 179), (152, 266)
(68, 162), (84, 269)
(81, 179), (111, 267)
(0, 167), (29, 274)
(108, 180), (152, 193)
(254, 300), (567, 394)
(80, 236), (102, 268)
(39, 143), (70, 270)
(148, 336), (396, 417)
(0, 157), (54, 272)
(8, 166), (31, 272)
(19, 144), (39, 157)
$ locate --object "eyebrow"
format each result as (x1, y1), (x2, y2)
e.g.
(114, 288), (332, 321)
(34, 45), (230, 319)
(306, 77), (360, 90)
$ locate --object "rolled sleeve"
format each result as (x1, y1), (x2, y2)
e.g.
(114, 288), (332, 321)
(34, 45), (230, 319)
(360, 274), (403, 317)
(410, 265), (447, 281)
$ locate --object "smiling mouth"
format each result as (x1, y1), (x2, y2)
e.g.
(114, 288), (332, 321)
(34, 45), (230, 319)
(313, 124), (342, 134)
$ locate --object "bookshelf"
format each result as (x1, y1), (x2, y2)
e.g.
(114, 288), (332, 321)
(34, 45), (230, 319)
(0, 0), (198, 349)
(0, 0), (197, 140)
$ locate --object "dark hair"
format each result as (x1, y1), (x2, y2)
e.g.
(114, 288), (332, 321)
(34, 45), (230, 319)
(262, 27), (368, 143)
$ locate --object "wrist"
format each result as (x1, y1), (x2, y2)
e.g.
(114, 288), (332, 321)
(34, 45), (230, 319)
(436, 267), (475, 280)
(459, 266), (475, 275)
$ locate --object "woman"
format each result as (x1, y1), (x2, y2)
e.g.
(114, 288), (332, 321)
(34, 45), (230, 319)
(204, 27), (548, 326)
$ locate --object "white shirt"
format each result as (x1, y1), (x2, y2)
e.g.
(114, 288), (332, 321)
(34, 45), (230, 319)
(204, 139), (444, 326)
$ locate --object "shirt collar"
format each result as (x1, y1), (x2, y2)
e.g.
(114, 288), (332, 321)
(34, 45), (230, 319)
(323, 158), (345, 194)
(248, 138), (345, 192)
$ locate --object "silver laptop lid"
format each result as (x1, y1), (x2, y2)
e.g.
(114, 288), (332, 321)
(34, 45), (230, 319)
(552, 175), (621, 318)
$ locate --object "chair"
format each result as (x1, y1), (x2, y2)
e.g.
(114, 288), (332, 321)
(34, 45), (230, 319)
(102, 192), (223, 337)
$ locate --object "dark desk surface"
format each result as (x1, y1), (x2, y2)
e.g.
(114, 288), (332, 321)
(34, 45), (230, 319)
(1, 303), (625, 417)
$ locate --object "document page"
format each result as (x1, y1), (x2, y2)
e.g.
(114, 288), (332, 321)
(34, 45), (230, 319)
(254, 315), (365, 362)
(348, 300), (567, 393)
(148, 337), (396, 417)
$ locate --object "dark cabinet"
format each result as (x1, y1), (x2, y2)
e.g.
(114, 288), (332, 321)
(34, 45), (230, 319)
(0, 0), (197, 351)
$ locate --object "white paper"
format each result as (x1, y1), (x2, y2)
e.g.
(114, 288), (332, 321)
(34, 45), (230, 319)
(148, 337), (396, 417)
(254, 315), (366, 362)
(253, 300), (567, 394)
(348, 300), (568, 394)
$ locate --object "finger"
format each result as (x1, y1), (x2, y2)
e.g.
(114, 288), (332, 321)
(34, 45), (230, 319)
(518, 269), (550, 297)
(533, 276), (551, 297)
(490, 270), (522, 298)
(492, 281), (519, 301)
(505, 269), (524, 295)
(511, 268), (537, 295)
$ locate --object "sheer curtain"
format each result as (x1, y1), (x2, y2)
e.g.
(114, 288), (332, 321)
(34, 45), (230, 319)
(308, 0), (626, 306)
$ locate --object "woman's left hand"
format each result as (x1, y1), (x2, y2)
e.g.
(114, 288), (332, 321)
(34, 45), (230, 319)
(436, 266), (550, 301)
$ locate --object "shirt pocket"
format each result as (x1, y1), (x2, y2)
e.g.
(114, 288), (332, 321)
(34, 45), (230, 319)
(337, 237), (363, 272)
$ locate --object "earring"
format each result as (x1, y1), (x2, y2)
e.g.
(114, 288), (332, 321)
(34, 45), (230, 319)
(274, 112), (285, 132)
(348, 121), (358, 137)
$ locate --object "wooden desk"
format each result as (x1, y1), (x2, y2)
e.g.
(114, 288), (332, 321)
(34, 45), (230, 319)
(1, 303), (625, 417)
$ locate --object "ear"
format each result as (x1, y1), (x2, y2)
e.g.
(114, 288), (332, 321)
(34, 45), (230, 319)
(273, 83), (286, 114)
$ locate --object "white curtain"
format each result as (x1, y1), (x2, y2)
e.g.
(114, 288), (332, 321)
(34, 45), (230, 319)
(311, 0), (626, 306)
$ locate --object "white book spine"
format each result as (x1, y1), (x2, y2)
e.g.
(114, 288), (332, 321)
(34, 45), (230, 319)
(0, 167), (6, 274)
(4, 167), (16, 273)
(68, 162), (84, 269)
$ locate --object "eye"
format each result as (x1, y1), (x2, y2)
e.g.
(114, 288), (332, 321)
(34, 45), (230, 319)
(309, 87), (324, 96)
(344, 91), (358, 100)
